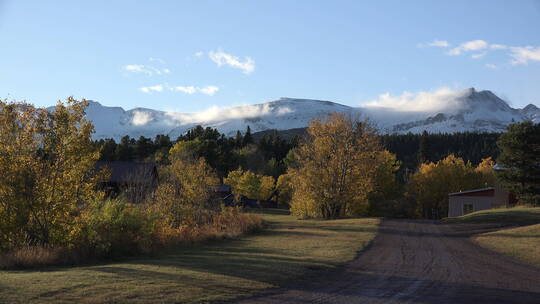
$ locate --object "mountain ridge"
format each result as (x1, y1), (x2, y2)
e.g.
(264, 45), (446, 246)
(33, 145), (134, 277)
(64, 88), (539, 140)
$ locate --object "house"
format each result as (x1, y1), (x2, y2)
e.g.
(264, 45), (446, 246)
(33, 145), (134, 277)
(447, 184), (517, 217)
(95, 161), (158, 198)
(213, 184), (277, 208)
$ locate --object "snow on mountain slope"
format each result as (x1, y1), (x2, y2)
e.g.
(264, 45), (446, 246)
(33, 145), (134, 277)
(521, 104), (540, 123)
(83, 98), (355, 140)
(75, 89), (538, 140)
(382, 88), (526, 134)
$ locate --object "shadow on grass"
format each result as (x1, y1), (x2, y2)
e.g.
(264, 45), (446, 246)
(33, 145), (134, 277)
(243, 271), (540, 304)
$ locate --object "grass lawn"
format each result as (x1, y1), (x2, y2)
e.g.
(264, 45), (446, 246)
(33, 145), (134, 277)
(0, 209), (379, 304)
(474, 223), (540, 268)
(442, 207), (540, 225)
(443, 207), (540, 268)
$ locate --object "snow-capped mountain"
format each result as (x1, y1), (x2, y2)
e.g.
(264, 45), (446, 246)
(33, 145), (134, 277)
(79, 98), (354, 140)
(520, 104), (540, 123)
(377, 88), (527, 134)
(74, 88), (539, 140)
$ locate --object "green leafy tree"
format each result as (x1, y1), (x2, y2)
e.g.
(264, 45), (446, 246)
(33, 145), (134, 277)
(224, 169), (275, 201)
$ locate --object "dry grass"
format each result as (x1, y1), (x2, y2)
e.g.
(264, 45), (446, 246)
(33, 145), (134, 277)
(159, 210), (265, 246)
(0, 209), (379, 304)
(474, 223), (540, 268)
(0, 246), (66, 269)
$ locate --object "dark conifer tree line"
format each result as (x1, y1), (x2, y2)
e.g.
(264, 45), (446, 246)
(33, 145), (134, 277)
(381, 132), (501, 177)
(96, 126), (501, 181)
(95, 126), (296, 178)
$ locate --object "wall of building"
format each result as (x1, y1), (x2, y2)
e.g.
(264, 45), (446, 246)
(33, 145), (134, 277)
(493, 184), (510, 207)
(448, 196), (494, 217)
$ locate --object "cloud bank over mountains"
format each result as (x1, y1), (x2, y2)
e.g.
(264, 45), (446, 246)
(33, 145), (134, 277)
(364, 88), (470, 113)
(74, 87), (539, 140)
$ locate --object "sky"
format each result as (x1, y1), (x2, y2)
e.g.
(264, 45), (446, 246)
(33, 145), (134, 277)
(1, 0), (539, 112)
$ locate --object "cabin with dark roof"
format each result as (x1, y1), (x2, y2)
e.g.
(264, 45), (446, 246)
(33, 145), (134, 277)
(95, 161), (158, 200)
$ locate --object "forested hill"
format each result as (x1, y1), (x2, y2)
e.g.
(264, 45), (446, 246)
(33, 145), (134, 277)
(381, 132), (500, 175)
(252, 128), (500, 176)
(98, 126), (501, 181)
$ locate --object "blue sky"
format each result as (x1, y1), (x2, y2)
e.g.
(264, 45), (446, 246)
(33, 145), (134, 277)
(1, 0), (539, 112)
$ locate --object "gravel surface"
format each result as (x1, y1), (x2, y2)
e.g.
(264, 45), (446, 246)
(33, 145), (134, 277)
(236, 219), (540, 304)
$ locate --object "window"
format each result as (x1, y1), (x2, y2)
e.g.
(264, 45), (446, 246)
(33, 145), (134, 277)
(463, 203), (474, 215)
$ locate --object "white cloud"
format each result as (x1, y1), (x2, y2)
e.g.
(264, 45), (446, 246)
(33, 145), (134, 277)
(490, 44), (508, 50)
(471, 52), (486, 59)
(140, 84), (165, 93)
(124, 64), (170, 76)
(141, 84), (220, 96)
(208, 50), (255, 74)
(485, 63), (498, 70)
(427, 39), (540, 66)
(364, 87), (470, 113)
(171, 85), (219, 96)
(509, 46), (540, 65)
(448, 40), (488, 56)
(172, 86), (197, 94)
(198, 85), (220, 96)
(149, 57), (165, 64)
(195, 51), (204, 57)
(166, 103), (284, 124)
(132, 111), (153, 126)
(419, 40), (449, 48)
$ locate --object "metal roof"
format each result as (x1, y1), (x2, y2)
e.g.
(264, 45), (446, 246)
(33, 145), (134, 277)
(448, 187), (495, 196)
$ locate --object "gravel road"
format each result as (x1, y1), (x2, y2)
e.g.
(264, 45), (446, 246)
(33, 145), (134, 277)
(236, 219), (540, 304)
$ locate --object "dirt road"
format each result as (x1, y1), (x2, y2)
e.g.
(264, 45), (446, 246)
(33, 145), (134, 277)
(237, 220), (540, 304)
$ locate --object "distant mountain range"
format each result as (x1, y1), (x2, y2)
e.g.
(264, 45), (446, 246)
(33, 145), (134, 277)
(68, 88), (539, 140)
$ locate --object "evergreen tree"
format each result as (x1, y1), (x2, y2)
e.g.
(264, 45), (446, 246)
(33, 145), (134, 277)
(98, 138), (117, 161)
(417, 130), (430, 165)
(116, 136), (135, 161)
(235, 130), (243, 147)
(496, 121), (540, 205)
(135, 136), (154, 161)
(243, 126), (253, 146)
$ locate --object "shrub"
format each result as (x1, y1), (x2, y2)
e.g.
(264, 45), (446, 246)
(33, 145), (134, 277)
(153, 206), (264, 245)
(70, 198), (157, 259)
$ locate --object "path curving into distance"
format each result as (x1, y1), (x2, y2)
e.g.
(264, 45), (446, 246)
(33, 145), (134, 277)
(236, 219), (540, 304)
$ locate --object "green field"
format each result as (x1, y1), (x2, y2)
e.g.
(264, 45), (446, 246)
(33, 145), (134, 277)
(0, 209), (379, 304)
(474, 223), (540, 268)
(443, 207), (540, 225)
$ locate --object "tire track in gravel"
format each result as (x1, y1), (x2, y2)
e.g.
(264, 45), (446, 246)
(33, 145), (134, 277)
(235, 219), (540, 304)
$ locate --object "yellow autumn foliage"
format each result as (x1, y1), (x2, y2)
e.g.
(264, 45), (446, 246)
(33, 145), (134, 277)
(289, 113), (383, 219)
(0, 98), (105, 250)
